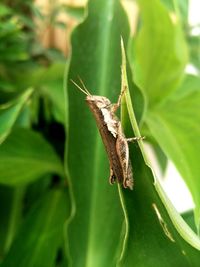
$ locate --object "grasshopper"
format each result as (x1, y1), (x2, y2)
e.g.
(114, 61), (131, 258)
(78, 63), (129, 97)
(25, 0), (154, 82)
(71, 79), (142, 190)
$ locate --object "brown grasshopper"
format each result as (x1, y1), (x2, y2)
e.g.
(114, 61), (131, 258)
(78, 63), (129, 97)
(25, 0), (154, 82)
(71, 79), (142, 190)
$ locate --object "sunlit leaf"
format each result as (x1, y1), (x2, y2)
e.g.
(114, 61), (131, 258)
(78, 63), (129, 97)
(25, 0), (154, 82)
(117, 40), (200, 267)
(132, 0), (188, 105)
(130, 0), (200, 231)
(146, 89), (200, 229)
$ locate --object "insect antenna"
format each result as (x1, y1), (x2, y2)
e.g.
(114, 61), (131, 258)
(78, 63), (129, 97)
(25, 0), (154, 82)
(78, 76), (91, 96)
(70, 79), (89, 96)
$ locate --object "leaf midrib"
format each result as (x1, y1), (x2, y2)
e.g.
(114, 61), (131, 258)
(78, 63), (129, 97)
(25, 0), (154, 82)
(85, 1), (115, 266)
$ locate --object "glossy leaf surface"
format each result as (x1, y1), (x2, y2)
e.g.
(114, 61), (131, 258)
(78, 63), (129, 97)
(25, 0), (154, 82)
(66, 0), (130, 266)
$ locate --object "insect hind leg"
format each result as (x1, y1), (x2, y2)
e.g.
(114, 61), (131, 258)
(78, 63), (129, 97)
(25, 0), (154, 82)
(123, 161), (133, 190)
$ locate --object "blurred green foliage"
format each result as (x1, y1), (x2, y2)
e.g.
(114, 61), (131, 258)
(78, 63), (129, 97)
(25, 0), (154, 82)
(0, 0), (70, 265)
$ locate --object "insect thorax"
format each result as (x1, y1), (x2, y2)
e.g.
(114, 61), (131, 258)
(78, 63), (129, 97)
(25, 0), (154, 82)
(101, 108), (119, 138)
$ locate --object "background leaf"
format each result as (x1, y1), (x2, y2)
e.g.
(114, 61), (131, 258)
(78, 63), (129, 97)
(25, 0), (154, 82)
(0, 186), (24, 256)
(146, 88), (200, 229)
(0, 89), (32, 144)
(130, 0), (200, 228)
(132, 0), (188, 106)
(0, 188), (69, 267)
(0, 128), (64, 186)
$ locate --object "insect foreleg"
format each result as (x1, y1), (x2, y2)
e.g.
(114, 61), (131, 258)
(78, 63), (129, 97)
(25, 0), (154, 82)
(111, 85), (127, 113)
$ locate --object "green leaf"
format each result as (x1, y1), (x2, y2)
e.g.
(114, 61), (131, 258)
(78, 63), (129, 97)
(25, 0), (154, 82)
(11, 62), (66, 123)
(42, 63), (67, 124)
(0, 189), (69, 267)
(129, 0), (200, 244)
(0, 186), (24, 256)
(130, 0), (200, 235)
(0, 89), (32, 144)
(117, 40), (200, 267)
(161, 0), (189, 21)
(0, 128), (64, 186)
(133, 0), (188, 106)
(177, 0), (189, 24)
(13, 62), (65, 91)
(188, 35), (200, 70)
(173, 74), (200, 98)
(0, 4), (12, 17)
(0, 90), (24, 105)
(152, 143), (168, 173)
(23, 175), (52, 213)
(146, 89), (200, 229)
(182, 210), (196, 233)
(65, 0), (130, 266)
